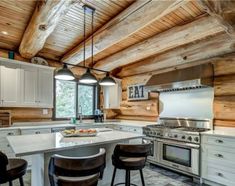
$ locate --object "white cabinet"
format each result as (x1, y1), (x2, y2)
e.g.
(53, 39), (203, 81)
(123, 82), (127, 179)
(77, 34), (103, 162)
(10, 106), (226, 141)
(37, 68), (54, 107)
(0, 129), (20, 158)
(201, 135), (235, 186)
(0, 58), (54, 108)
(103, 78), (122, 109)
(0, 64), (21, 106)
(21, 66), (38, 106)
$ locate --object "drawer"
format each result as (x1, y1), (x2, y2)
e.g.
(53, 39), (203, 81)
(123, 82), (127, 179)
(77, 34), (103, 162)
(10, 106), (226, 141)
(129, 127), (142, 134)
(0, 144), (14, 154)
(202, 135), (235, 148)
(202, 145), (235, 168)
(203, 163), (235, 186)
(0, 129), (20, 138)
(21, 128), (51, 135)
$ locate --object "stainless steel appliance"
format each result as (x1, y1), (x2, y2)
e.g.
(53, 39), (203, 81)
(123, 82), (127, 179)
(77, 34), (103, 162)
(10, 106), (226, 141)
(143, 118), (211, 177)
(145, 63), (213, 92)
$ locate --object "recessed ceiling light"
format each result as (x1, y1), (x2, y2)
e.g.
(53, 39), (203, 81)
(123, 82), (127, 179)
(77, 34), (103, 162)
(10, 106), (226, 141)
(1, 31), (8, 35)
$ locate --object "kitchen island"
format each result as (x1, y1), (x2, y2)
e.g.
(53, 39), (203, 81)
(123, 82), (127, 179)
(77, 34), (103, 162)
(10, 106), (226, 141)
(7, 129), (143, 186)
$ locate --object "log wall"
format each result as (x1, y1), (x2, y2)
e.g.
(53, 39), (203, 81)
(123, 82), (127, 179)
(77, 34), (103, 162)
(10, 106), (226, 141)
(213, 55), (235, 127)
(107, 53), (235, 127)
(104, 74), (159, 122)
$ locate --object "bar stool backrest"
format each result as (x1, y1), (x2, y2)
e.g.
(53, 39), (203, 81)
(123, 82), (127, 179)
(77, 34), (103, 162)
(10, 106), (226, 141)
(0, 151), (8, 176)
(113, 143), (151, 158)
(48, 148), (106, 185)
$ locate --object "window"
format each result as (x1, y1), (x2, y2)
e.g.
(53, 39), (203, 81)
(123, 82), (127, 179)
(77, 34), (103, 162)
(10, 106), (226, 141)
(55, 80), (97, 119)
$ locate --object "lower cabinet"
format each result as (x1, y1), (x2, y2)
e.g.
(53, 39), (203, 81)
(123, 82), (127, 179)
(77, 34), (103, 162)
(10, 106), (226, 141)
(0, 129), (20, 157)
(201, 135), (235, 186)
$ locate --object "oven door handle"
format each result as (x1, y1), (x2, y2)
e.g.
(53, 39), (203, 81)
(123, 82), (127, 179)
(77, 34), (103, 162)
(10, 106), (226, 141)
(157, 139), (200, 149)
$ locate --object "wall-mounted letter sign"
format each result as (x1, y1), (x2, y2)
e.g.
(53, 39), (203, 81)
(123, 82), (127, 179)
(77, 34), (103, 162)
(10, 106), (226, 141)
(127, 84), (149, 101)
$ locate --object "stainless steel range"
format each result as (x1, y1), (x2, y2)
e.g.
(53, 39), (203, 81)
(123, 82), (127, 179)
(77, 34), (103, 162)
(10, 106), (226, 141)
(143, 117), (212, 177)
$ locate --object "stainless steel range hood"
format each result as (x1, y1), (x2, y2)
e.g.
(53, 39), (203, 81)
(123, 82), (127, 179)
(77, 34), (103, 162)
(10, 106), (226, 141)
(145, 64), (213, 92)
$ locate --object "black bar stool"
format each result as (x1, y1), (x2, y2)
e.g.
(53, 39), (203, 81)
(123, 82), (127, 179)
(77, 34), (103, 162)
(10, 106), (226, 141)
(0, 151), (28, 186)
(111, 143), (150, 186)
(48, 148), (106, 186)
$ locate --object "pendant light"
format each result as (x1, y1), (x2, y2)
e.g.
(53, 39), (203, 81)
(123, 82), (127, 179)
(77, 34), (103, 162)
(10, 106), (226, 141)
(55, 64), (75, 80)
(99, 72), (116, 86)
(79, 6), (97, 84)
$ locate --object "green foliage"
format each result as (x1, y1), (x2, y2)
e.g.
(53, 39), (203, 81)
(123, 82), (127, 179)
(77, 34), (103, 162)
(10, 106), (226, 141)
(56, 80), (76, 118)
(55, 80), (95, 118)
(78, 85), (94, 115)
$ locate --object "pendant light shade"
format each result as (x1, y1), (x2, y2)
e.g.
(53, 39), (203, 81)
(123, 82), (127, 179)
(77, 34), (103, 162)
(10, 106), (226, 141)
(55, 64), (75, 80)
(79, 68), (97, 84)
(99, 73), (116, 86)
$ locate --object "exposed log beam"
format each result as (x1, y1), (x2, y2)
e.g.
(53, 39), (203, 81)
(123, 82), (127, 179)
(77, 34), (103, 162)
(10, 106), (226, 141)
(93, 16), (225, 72)
(62, 0), (188, 64)
(19, 0), (79, 59)
(116, 33), (235, 77)
(198, 0), (235, 36)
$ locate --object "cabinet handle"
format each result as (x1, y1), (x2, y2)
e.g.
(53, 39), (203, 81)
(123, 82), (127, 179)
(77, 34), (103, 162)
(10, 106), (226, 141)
(35, 131), (40, 134)
(215, 139), (223, 143)
(7, 132), (14, 136)
(134, 129), (137, 131)
(217, 173), (223, 177)
(215, 154), (223, 158)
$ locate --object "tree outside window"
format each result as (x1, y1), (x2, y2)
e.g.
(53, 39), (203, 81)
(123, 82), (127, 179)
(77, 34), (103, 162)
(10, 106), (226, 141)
(55, 80), (96, 119)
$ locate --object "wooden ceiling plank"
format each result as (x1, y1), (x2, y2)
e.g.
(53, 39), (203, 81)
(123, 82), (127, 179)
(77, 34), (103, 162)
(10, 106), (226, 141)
(93, 16), (225, 72)
(62, 0), (189, 64)
(19, 0), (80, 59)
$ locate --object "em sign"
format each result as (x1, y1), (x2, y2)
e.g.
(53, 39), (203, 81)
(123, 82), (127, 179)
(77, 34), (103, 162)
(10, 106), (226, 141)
(127, 84), (149, 101)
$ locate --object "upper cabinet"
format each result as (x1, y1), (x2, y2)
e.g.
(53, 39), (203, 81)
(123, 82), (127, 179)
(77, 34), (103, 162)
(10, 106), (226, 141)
(37, 68), (54, 107)
(0, 63), (21, 106)
(0, 58), (54, 108)
(21, 65), (38, 106)
(103, 78), (122, 109)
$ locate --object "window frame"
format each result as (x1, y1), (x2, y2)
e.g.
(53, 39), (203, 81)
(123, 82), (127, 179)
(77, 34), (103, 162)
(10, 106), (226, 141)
(53, 78), (99, 120)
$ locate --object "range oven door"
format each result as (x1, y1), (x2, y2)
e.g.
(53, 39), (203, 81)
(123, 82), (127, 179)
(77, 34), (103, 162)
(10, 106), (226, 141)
(142, 137), (159, 163)
(158, 139), (199, 175)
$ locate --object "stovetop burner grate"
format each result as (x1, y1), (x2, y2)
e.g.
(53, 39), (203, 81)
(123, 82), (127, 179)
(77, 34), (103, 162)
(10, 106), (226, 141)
(178, 127), (210, 132)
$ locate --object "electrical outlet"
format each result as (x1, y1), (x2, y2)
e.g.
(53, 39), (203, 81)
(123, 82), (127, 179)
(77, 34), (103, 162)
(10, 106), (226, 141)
(42, 109), (48, 115)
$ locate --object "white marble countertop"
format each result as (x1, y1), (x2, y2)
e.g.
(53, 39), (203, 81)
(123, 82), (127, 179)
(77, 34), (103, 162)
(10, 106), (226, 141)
(202, 126), (235, 138)
(0, 120), (155, 131)
(7, 130), (144, 156)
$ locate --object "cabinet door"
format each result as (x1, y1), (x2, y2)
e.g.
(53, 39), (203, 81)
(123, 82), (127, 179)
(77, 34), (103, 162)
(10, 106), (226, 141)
(103, 78), (121, 109)
(21, 65), (38, 106)
(37, 68), (54, 108)
(0, 65), (21, 106)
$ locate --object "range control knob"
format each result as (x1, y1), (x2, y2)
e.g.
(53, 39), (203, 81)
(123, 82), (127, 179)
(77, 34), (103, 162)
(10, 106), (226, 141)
(188, 136), (192, 141)
(174, 134), (178, 138)
(157, 133), (161, 136)
(181, 135), (186, 139)
(194, 137), (199, 142)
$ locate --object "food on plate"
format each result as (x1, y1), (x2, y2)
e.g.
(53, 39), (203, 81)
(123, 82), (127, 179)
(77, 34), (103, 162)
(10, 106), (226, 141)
(63, 129), (97, 135)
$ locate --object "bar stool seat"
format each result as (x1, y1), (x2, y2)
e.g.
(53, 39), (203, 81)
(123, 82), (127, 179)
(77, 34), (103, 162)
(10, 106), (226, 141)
(115, 157), (146, 169)
(111, 143), (150, 186)
(0, 151), (27, 186)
